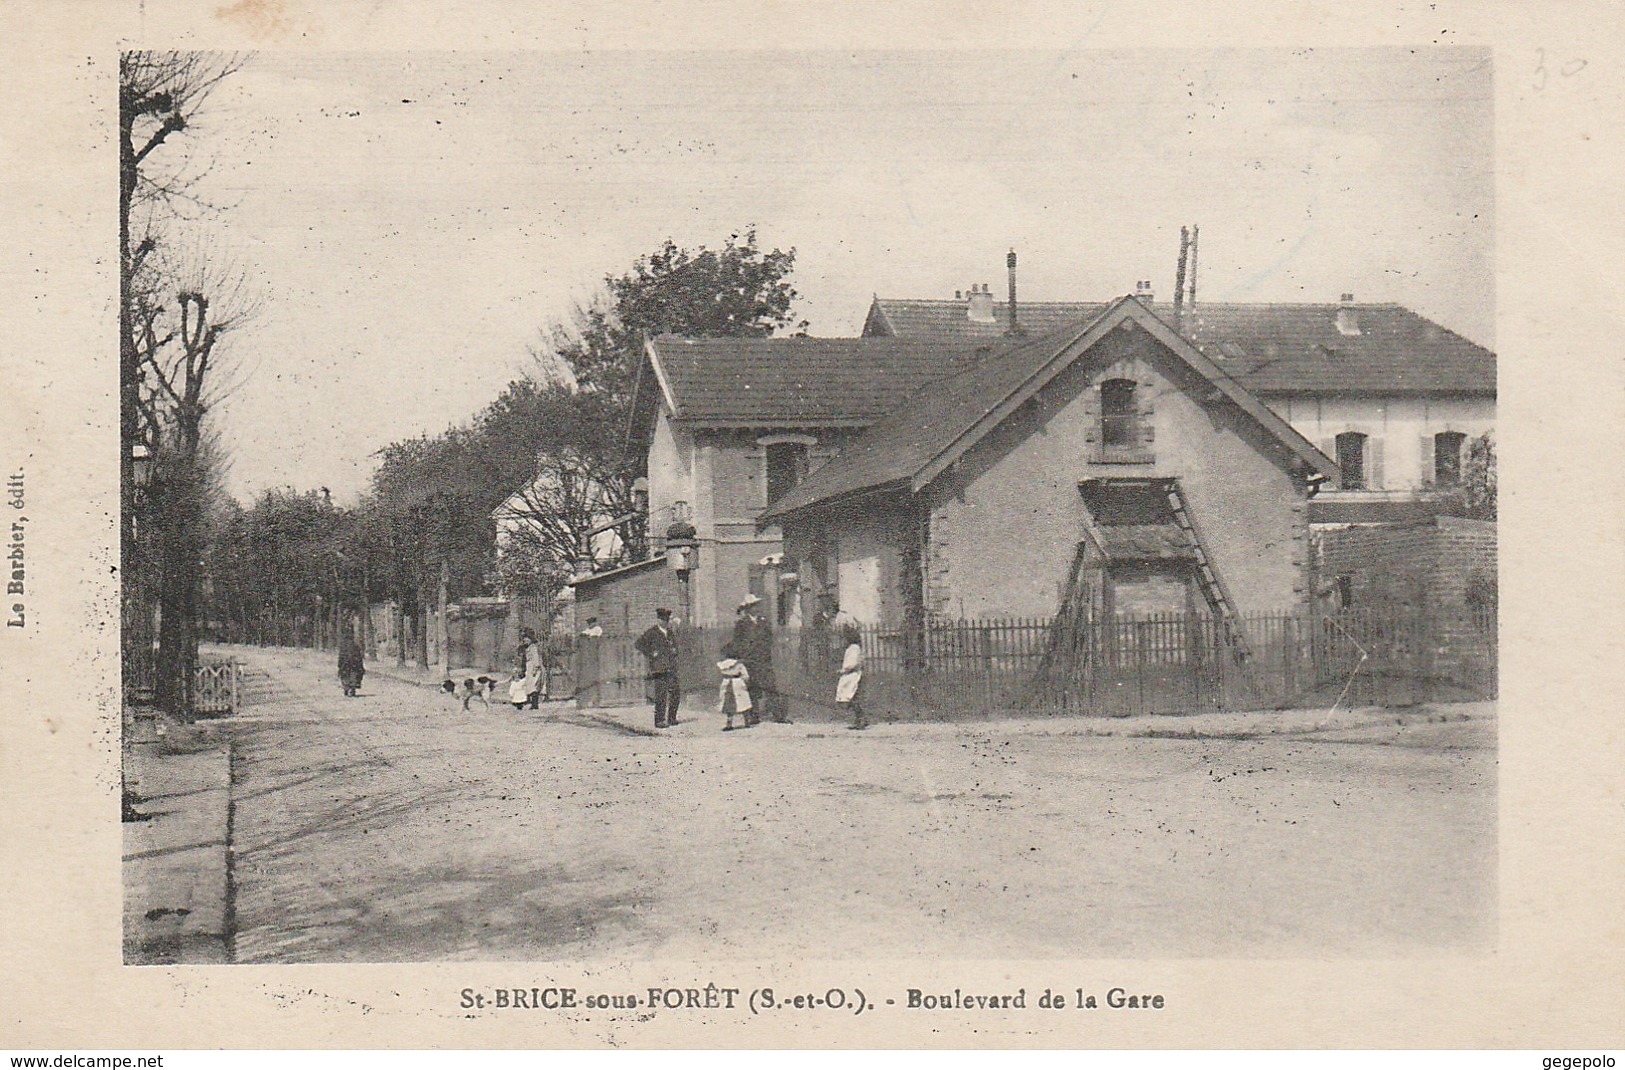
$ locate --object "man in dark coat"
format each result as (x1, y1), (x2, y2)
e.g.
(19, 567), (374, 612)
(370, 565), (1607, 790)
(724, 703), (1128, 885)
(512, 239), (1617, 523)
(634, 607), (681, 728)
(732, 594), (786, 724)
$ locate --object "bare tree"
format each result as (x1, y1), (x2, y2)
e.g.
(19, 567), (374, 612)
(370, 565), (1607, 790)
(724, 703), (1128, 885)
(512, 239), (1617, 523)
(494, 448), (621, 575)
(119, 51), (246, 717)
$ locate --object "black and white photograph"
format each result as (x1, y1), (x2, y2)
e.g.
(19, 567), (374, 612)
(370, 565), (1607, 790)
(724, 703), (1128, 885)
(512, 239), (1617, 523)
(116, 43), (1499, 964)
(4, 0), (1622, 1054)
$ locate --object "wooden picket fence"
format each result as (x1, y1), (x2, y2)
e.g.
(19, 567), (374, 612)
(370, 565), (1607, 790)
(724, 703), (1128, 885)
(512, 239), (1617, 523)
(570, 607), (1497, 721)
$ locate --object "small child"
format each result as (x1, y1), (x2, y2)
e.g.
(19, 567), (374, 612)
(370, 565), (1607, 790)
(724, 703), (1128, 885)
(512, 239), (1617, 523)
(717, 642), (753, 731)
(837, 624), (867, 730)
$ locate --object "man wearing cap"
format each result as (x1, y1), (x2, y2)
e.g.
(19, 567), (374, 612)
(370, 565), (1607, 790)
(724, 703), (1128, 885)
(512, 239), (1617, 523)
(635, 608), (681, 728)
(732, 594), (785, 724)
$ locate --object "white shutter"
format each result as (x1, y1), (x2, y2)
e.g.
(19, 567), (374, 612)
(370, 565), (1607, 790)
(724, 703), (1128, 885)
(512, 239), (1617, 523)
(1083, 383), (1101, 453)
(1320, 438), (1339, 486)
(1418, 434), (1436, 487)
(1367, 437), (1385, 490)
(1137, 385), (1155, 445)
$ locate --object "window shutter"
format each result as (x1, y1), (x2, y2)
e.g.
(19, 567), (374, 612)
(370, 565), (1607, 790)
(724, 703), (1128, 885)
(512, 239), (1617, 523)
(1137, 386), (1155, 444)
(1418, 434), (1435, 487)
(1083, 383), (1101, 448)
(1319, 438), (1339, 484)
(1367, 437), (1385, 490)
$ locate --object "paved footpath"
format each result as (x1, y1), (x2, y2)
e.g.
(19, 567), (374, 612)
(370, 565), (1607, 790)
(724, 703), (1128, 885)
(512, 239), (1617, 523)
(123, 715), (233, 964)
(218, 645), (1496, 963)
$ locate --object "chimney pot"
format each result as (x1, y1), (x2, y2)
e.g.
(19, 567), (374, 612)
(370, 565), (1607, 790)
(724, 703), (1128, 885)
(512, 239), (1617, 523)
(1134, 280), (1155, 304)
(967, 281), (996, 324)
(1336, 293), (1361, 336)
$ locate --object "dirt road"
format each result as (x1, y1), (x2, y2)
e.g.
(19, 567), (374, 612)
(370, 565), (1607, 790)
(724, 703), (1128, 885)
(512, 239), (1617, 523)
(222, 646), (1494, 962)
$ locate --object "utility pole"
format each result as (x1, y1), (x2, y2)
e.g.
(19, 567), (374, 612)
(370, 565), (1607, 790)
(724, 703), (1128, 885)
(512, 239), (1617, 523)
(1174, 226), (1190, 329)
(1188, 224), (1199, 309)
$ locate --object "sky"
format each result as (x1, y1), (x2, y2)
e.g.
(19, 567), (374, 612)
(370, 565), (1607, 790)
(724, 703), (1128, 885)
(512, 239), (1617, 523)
(176, 47), (1493, 503)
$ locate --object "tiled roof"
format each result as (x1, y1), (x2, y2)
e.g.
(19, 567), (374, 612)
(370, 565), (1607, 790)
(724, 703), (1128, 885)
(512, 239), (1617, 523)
(1098, 524), (1196, 561)
(867, 298), (1114, 342)
(765, 300), (1337, 520)
(647, 335), (1000, 426)
(868, 298), (1495, 396)
(761, 324), (1081, 513)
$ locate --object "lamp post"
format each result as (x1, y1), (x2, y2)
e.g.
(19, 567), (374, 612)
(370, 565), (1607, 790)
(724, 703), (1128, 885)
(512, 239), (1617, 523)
(122, 438), (156, 822)
(130, 440), (154, 498)
(125, 439), (156, 701)
(664, 516), (699, 626)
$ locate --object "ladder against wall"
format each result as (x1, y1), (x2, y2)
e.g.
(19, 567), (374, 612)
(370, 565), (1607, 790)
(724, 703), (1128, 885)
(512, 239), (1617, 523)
(1163, 478), (1252, 663)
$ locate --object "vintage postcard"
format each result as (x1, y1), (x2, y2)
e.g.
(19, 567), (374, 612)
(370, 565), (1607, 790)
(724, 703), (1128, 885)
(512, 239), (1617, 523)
(1, 0), (1621, 1051)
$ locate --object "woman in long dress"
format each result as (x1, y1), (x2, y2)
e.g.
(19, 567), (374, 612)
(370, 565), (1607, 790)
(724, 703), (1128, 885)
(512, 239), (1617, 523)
(509, 628), (543, 710)
(836, 622), (866, 730)
(337, 613), (365, 697)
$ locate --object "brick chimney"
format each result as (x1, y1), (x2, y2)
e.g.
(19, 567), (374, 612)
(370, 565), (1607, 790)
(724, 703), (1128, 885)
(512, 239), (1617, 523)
(1134, 280), (1155, 305)
(967, 282), (996, 324)
(1336, 293), (1361, 336)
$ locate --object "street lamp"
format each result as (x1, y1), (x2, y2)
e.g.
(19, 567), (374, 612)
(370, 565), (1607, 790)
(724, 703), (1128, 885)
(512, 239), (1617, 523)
(130, 440), (154, 496)
(664, 515), (699, 624)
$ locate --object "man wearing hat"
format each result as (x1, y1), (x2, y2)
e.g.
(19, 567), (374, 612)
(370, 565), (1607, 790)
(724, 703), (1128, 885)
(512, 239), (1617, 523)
(634, 607), (681, 728)
(732, 594), (785, 724)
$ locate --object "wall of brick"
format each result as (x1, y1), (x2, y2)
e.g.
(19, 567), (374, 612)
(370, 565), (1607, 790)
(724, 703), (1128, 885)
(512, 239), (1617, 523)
(572, 559), (683, 638)
(658, 427), (855, 626)
(1319, 516), (1496, 612)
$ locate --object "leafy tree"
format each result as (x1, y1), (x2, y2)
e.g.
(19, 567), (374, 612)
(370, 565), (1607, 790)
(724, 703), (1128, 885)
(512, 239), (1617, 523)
(241, 230), (808, 661)
(493, 228), (806, 583)
(532, 227), (807, 405)
(1461, 431), (1496, 521)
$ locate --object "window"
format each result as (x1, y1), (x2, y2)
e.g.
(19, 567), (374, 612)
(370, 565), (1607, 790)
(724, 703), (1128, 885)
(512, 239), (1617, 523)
(765, 441), (809, 506)
(1336, 432), (1368, 490)
(1101, 379), (1140, 448)
(1434, 431), (1466, 486)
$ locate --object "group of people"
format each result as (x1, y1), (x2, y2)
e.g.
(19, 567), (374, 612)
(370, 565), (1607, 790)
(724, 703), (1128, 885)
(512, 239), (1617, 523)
(336, 596), (868, 731)
(634, 594), (868, 732)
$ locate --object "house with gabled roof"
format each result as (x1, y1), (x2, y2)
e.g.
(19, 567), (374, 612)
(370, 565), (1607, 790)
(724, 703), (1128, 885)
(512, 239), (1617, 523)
(864, 283), (1495, 526)
(581, 335), (1001, 630)
(764, 297), (1337, 626)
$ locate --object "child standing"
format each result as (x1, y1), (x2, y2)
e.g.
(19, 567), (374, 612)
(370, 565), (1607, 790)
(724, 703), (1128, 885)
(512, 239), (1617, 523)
(717, 642), (753, 731)
(836, 623), (867, 730)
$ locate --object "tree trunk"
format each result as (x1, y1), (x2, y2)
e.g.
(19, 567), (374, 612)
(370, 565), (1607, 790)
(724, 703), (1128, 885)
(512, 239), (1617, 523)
(437, 558), (450, 679)
(152, 455), (203, 719)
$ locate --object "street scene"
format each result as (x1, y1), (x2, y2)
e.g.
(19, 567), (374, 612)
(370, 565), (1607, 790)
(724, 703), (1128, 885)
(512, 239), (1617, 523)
(120, 48), (1497, 964)
(145, 646), (1493, 963)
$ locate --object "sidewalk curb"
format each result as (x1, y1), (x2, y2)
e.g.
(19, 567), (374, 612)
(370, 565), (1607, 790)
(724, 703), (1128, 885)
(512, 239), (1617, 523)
(563, 698), (1494, 743)
(122, 721), (234, 965)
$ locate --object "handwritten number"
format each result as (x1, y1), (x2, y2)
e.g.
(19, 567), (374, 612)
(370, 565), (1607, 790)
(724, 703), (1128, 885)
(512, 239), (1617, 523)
(1535, 49), (1587, 90)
